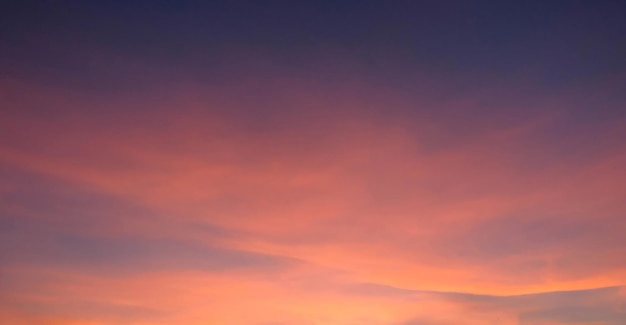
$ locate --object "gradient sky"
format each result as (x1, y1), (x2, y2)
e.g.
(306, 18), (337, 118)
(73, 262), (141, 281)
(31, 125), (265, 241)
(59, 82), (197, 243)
(1, 1), (626, 324)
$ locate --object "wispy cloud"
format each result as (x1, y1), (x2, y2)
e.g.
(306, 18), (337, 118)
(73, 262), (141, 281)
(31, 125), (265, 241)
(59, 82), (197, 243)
(1, 57), (625, 324)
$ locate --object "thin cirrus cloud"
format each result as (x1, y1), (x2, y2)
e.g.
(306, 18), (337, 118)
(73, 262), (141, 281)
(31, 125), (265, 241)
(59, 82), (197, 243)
(1, 52), (625, 325)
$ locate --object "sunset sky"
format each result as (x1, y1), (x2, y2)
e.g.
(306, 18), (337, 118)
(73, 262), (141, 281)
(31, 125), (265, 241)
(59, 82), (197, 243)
(1, 1), (626, 324)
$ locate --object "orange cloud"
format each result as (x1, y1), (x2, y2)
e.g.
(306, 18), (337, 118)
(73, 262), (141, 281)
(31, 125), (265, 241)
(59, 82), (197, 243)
(1, 73), (625, 324)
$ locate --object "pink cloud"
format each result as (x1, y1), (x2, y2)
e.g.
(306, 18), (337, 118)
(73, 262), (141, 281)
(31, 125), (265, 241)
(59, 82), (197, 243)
(1, 70), (625, 324)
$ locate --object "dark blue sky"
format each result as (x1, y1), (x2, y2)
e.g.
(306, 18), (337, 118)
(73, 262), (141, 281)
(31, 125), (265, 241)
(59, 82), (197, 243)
(2, 0), (625, 89)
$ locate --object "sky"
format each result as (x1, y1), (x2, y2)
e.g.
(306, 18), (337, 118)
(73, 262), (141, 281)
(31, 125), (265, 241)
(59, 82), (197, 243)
(1, 1), (626, 324)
